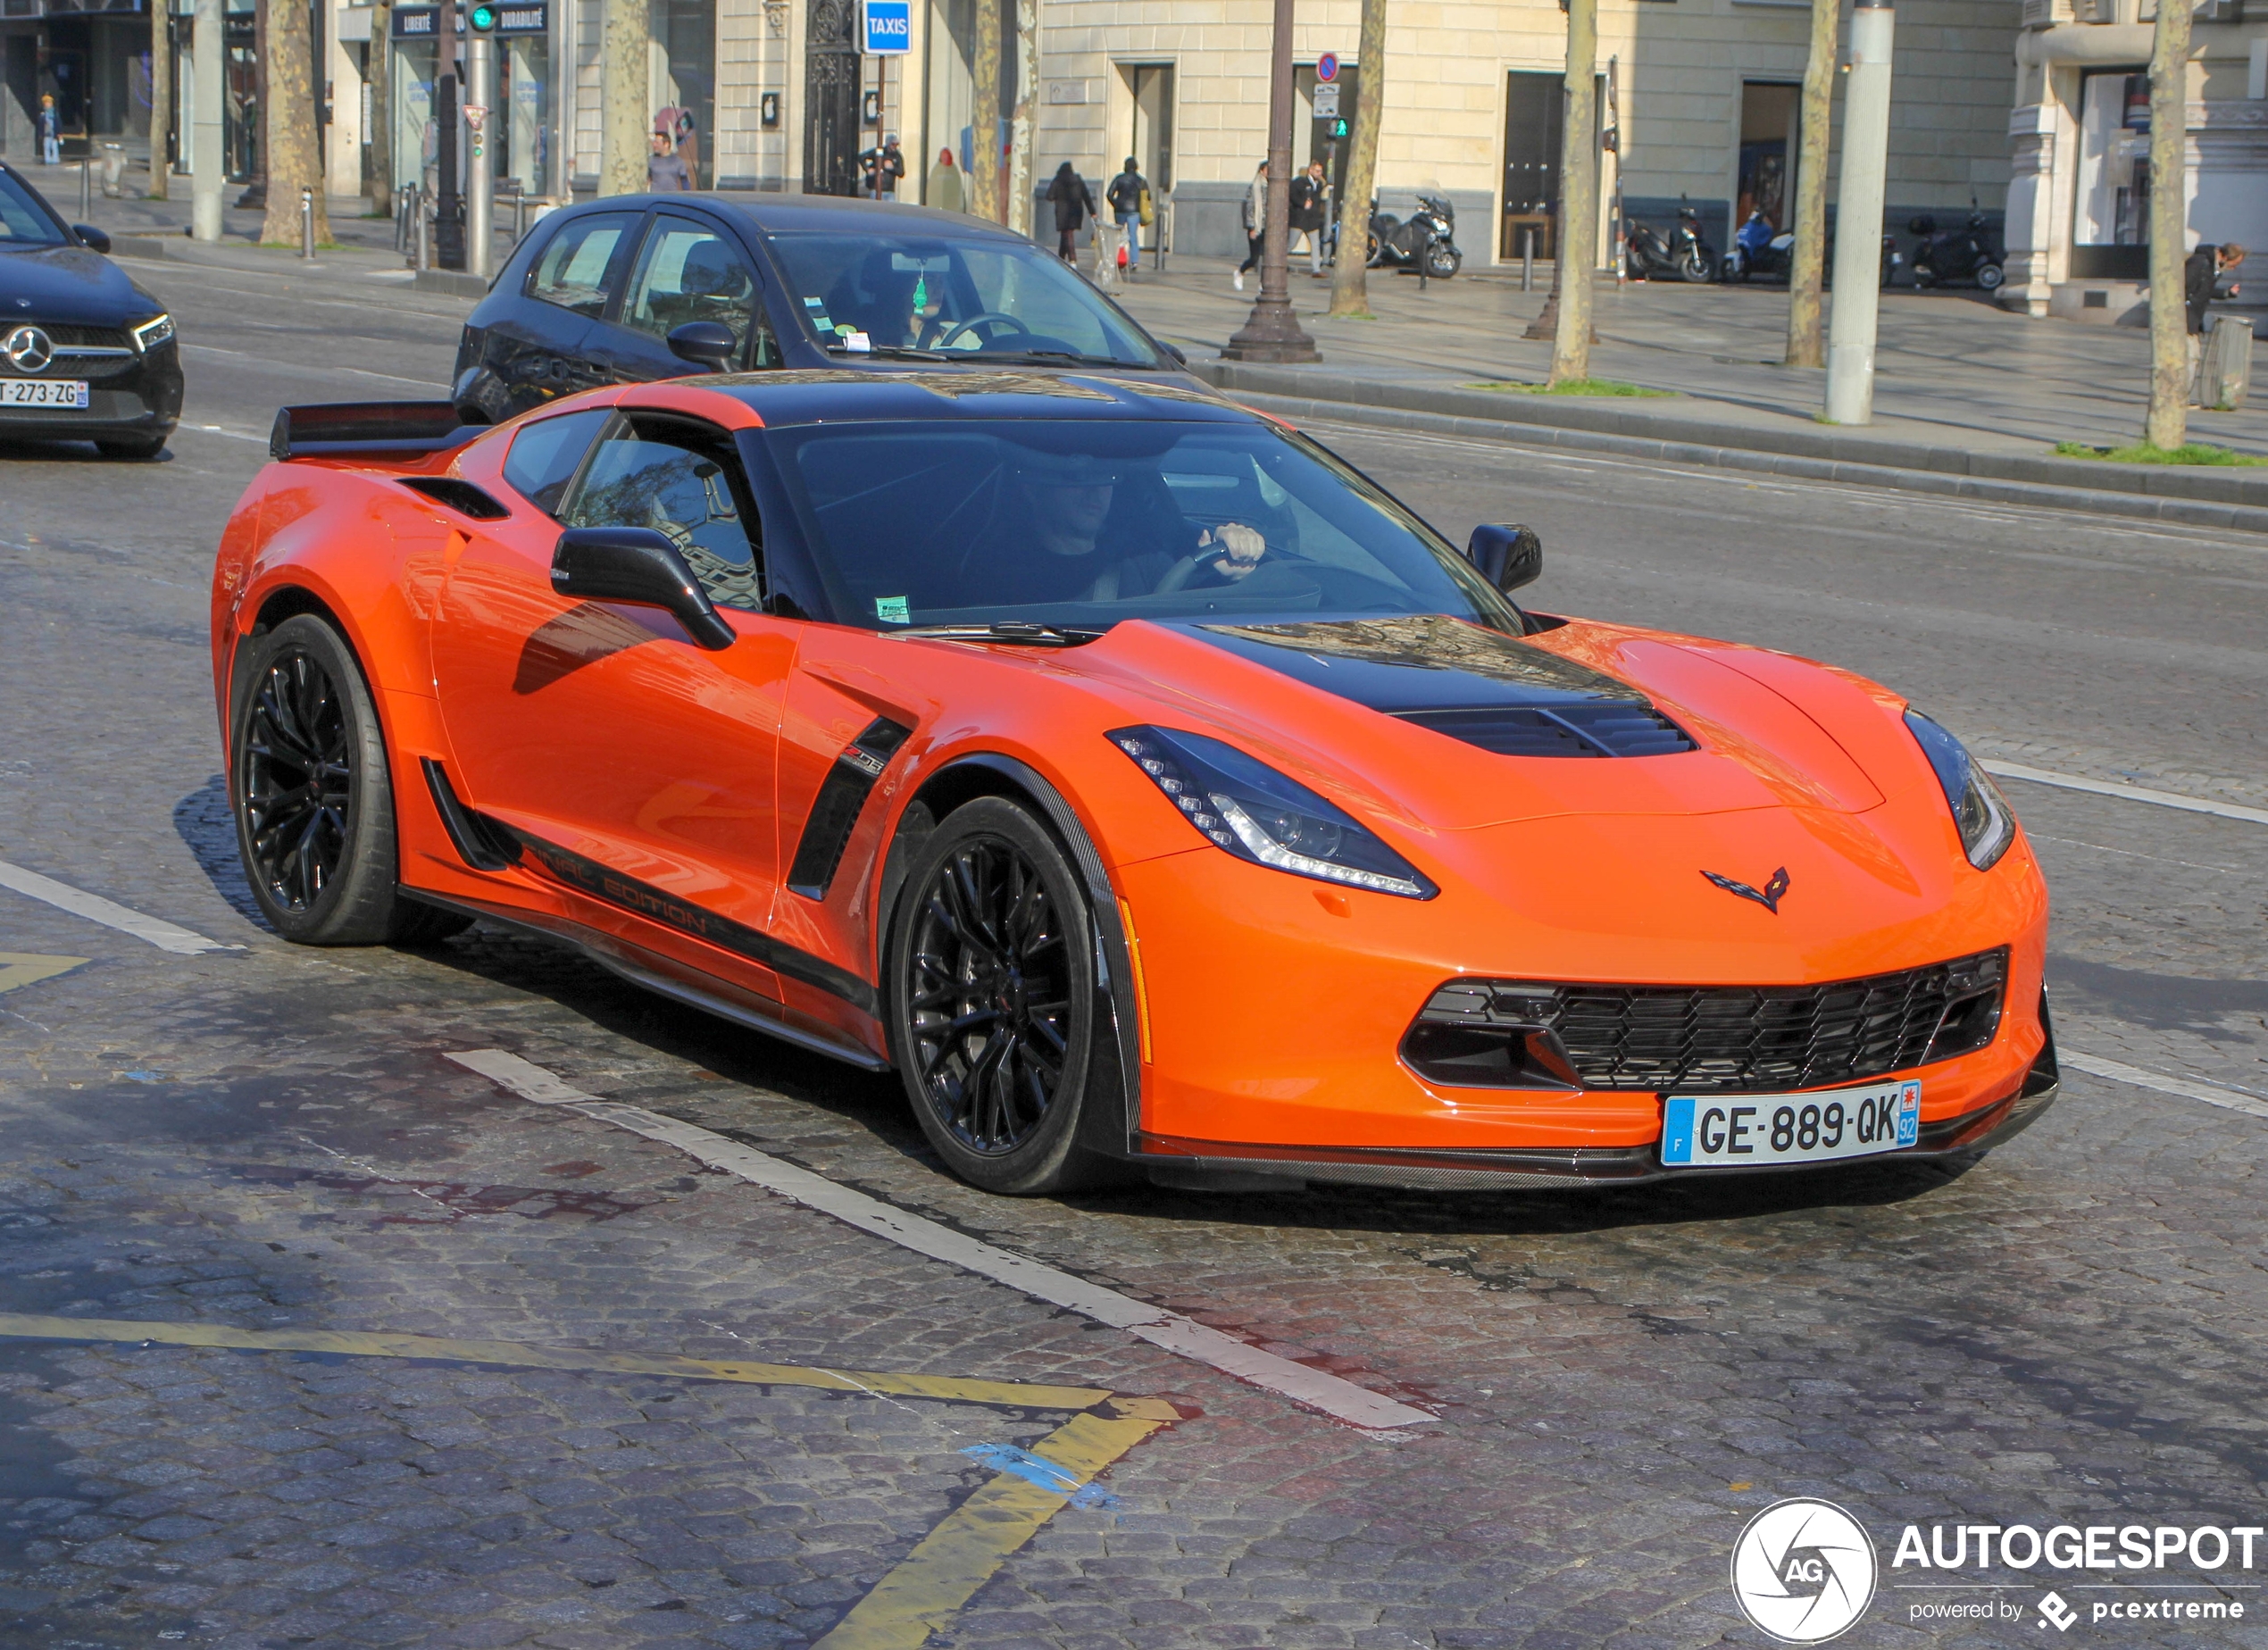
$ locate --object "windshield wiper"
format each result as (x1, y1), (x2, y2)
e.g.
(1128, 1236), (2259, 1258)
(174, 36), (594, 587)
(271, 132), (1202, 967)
(892, 621), (1107, 647)
(985, 349), (1156, 369)
(824, 342), (953, 362)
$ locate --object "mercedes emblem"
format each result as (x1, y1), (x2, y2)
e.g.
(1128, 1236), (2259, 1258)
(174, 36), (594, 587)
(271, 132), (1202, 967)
(4, 326), (54, 373)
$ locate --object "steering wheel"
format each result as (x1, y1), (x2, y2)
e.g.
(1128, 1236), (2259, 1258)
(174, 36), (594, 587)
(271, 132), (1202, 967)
(934, 312), (1033, 351)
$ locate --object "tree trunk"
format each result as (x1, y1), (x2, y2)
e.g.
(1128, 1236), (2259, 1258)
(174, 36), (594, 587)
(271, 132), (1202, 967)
(2143, 0), (2191, 450)
(1785, 0), (1836, 368)
(1548, 0), (1597, 386)
(968, 0), (1001, 222)
(367, 4), (393, 218)
(147, 0), (171, 197)
(259, 0), (329, 243)
(1005, 0), (1033, 235)
(1326, 0), (1385, 318)
(600, 0), (650, 197)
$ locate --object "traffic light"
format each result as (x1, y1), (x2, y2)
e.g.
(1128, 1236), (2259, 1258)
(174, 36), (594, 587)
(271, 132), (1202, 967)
(1330, 118), (1347, 138)
(467, 3), (497, 30)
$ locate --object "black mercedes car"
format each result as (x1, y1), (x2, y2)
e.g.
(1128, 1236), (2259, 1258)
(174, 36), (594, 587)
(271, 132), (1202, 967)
(451, 192), (1194, 423)
(0, 162), (182, 459)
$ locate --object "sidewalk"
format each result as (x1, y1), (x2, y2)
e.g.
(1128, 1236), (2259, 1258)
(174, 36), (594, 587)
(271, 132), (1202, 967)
(1108, 256), (2268, 526)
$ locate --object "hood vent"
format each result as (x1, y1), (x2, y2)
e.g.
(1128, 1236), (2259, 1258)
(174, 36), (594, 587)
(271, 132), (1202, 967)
(1397, 702), (1697, 759)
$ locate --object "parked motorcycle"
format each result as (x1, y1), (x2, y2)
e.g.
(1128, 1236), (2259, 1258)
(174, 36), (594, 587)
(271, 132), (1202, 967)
(1624, 204), (1715, 283)
(1366, 194), (1463, 279)
(1722, 210), (1795, 283)
(1909, 207), (2004, 291)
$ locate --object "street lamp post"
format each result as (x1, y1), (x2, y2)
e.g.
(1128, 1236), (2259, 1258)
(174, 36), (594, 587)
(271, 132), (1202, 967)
(1223, 0), (1319, 362)
(1824, 0), (1894, 424)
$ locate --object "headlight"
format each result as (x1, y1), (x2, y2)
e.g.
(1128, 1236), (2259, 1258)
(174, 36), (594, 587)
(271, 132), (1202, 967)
(1110, 725), (1437, 899)
(1905, 711), (2014, 871)
(130, 312), (175, 352)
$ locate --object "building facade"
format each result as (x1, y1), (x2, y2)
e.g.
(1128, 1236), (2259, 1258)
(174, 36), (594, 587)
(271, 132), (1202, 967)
(2001, 0), (2268, 321)
(137, 0), (2019, 276)
(2, 0), (157, 165)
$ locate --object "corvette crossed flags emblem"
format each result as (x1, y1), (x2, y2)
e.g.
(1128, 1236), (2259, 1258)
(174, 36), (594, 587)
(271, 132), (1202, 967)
(1701, 866), (1791, 914)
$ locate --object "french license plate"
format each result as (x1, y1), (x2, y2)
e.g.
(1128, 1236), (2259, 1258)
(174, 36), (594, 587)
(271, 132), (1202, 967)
(0, 379), (90, 408)
(1660, 1079), (1920, 1168)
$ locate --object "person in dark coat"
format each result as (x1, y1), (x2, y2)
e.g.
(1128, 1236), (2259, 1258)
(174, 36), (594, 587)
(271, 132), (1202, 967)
(2185, 242), (2246, 336)
(1046, 162), (1097, 262)
(1288, 160), (1329, 277)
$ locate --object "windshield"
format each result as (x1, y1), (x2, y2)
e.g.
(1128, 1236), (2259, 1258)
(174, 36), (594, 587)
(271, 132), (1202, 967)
(0, 171), (68, 247)
(763, 233), (1162, 366)
(761, 419), (1522, 633)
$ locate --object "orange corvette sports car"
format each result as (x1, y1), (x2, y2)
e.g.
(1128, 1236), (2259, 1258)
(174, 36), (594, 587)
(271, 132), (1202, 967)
(209, 371), (2056, 1195)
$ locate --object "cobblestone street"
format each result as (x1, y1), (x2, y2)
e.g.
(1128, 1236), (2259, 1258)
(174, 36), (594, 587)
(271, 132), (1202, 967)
(2, 251), (2265, 1649)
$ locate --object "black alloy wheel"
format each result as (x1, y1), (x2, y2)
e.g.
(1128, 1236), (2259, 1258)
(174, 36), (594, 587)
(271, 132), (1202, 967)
(888, 797), (1099, 1195)
(230, 613), (469, 946)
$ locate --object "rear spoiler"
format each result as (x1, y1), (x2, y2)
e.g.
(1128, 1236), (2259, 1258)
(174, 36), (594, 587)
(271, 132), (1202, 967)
(269, 401), (483, 462)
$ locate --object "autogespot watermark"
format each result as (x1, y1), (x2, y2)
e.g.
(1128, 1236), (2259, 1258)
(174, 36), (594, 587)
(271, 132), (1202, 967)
(1729, 1504), (2260, 1640)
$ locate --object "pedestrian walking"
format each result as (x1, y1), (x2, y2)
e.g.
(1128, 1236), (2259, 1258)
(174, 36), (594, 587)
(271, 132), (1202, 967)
(926, 146), (965, 213)
(2185, 241), (2248, 404)
(38, 94), (60, 166)
(1106, 156), (1148, 276)
(646, 130), (692, 193)
(1046, 162), (1096, 263)
(1234, 160), (1266, 292)
(1289, 160), (1329, 278)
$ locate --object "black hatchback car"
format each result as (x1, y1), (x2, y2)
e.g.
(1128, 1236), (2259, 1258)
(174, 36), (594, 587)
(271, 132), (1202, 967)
(452, 193), (1193, 422)
(0, 162), (182, 458)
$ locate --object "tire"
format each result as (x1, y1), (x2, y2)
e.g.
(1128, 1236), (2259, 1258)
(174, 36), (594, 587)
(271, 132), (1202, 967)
(229, 613), (470, 946)
(884, 796), (1101, 1196)
(1680, 250), (1714, 284)
(1976, 262), (2005, 292)
(1424, 244), (1462, 279)
(96, 431), (168, 459)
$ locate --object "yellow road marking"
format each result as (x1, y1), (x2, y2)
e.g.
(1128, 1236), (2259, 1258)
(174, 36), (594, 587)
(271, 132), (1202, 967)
(0, 954), (88, 995)
(813, 1399), (1178, 1650)
(0, 1314), (1113, 1412)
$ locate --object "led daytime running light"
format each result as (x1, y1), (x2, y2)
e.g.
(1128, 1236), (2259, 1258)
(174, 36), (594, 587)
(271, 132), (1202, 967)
(130, 312), (175, 353)
(1209, 794), (1428, 897)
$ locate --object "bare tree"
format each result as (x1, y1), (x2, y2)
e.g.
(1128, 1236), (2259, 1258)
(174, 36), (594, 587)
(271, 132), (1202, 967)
(147, 0), (171, 198)
(1785, 0), (1836, 368)
(1548, 0), (1597, 386)
(968, 0), (1001, 221)
(1005, 0), (1034, 235)
(601, 0), (651, 197)
(1326, 0), (1385, 318)
(367, 3), (395, 219)
(258, 0), (329, 244)
(2143, 0), (2192, 450)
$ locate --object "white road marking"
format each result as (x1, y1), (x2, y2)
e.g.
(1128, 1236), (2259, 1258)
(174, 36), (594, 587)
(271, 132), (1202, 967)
(446, 1048), (1436, 1431)
(186, 423), (271, 444)
(0, 860), (240, 954)
(2064, 1052), (2268, 1122)
(179, 342), (450, 390)
(1983, 762), (2268, 828)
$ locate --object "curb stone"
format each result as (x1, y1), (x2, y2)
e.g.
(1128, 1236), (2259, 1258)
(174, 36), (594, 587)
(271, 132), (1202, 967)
(1230, 389), (2268, 538)
(1192, 359), (2268, 513)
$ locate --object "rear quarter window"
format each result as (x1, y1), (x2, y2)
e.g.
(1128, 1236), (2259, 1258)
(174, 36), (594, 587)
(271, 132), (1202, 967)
(502, 408), (612, 516)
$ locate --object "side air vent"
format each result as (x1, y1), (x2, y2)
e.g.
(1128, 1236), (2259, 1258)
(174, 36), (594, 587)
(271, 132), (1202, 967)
(1396, 702), (1697, 758)
(787, 718), (913, 901)
(421, 759), (523, 871)
(399, 477), (513, 520)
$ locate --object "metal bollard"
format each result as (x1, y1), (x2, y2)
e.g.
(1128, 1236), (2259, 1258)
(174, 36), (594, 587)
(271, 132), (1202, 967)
(300, 188), (314, 259)
(416, 198), (431, 271)
(513, 190), (526, 244)
(1521, 226), (1533, 293)
(79, 156), (91, 219)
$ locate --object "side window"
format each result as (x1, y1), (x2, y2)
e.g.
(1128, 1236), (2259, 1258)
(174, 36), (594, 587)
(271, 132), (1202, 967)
(526, 211), (641, 318)
(501, 407), (611, 518)
(621, 216), (780, 366)
(561, 418), (767, 612)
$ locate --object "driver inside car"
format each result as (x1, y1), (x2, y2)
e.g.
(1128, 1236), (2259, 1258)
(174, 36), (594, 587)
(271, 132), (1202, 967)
(970, 448), (1270, 604)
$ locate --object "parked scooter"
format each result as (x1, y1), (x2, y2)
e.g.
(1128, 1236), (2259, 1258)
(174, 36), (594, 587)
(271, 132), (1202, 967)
(1909, 206), (2004, 291)
(1624, 204), (1715, 283)
(1367, 194), (1463, 279)
(1722, 210), (1795, 283)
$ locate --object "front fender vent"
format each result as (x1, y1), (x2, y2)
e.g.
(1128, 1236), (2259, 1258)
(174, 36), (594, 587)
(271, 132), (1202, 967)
(787, 717), (913, 901)
(399, 477), (512, 521)
(1396, 702), (1697, 758)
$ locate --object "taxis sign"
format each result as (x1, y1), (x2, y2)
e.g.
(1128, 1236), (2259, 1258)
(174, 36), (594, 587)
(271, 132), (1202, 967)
(861, 0), (910, 54)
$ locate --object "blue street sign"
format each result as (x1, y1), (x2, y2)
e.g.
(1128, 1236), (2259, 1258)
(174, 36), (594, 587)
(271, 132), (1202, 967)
(1317, 52), (1338, 82)
(861, 0), (911, 54)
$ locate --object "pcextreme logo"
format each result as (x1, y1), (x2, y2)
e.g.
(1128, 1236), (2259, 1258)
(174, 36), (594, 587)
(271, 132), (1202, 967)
(1731, 1498), (1878, 1644)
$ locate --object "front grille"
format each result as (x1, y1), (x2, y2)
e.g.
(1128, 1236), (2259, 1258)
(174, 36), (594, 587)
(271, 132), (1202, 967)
(1411, 948), (2008, 1093)
(42, 323), (131, 349)
(1396, 702), (1697, 758)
